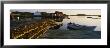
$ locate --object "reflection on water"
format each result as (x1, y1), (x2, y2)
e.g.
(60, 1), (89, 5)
(59, 16), (101, 31)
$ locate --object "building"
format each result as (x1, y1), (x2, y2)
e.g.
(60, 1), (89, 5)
(33, 11), (41, 16)
(32, 11), (42, 20)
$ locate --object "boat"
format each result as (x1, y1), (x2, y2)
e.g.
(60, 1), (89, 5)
(67, 22), (96, 31)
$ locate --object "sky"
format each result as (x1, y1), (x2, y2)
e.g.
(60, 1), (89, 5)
(10, 9), (101, 15)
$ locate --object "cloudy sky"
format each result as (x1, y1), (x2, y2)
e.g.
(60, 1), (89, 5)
(10, 9), (101, 15)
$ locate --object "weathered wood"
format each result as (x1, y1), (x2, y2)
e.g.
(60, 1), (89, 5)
(10, 19), (57, 39)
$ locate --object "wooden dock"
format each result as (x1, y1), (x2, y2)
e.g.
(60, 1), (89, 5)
(10, 19), (57, 39)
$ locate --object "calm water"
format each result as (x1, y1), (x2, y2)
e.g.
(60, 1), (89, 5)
(59, 16), (101, 31)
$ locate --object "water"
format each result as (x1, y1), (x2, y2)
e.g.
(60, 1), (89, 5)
(59, 16), (101, 31)
(32, 16), (101, 39)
